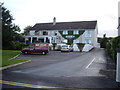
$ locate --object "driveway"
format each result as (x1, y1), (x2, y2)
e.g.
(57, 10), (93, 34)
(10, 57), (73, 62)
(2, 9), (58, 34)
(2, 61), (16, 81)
(2, 48), (119, 88)
(7, 51), (86, 70)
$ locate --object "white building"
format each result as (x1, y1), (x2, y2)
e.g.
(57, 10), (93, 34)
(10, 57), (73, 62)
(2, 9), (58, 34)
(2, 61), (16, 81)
(25, 18), (98, 47)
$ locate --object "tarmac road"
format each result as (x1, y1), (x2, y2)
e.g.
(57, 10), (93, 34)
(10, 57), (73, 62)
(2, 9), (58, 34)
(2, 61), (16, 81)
(2, 48), (119, 89)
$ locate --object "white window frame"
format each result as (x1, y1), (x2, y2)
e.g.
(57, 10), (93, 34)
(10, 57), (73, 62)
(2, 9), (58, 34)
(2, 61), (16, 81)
(73, 30), (79, 34)
(73, 39), (79, 43)
(30, 31), (35, 35)
(63, 39), (67, 43)
(63, 30), (68, 34)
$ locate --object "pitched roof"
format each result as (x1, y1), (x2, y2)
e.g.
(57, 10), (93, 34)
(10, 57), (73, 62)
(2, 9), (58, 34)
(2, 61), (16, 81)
(29, 21), (97, 30)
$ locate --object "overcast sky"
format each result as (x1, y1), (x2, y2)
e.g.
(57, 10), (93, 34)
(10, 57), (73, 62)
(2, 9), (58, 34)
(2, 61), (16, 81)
(1, 0), (119, 37)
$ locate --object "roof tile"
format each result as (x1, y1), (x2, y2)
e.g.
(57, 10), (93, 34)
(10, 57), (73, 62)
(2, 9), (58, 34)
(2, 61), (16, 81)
(30, 21), (97, 30)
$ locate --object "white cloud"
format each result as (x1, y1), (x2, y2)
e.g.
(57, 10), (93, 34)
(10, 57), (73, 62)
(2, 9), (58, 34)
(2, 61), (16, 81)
(1, 0), (119, 37)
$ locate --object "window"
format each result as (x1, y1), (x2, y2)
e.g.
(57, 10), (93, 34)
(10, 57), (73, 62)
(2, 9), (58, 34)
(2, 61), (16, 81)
(43, 31), (48, 35)
(73, 30), (79, 34)
(73, 40), (79, 43)
(63, 39), (67, 43)
(35, 31), (39, 35)
(85, 39), (92, 44)
(30, 31), (35, 35)
(85, 31), (92, 37)
(55, 32), (57, 35)
(28, 45), (34, 49)
(63, 30), (68, 34)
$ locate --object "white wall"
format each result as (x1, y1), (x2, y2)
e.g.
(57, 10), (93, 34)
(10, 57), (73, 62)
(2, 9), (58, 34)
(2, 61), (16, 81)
(81, 30), (94, 46)
(94, 24), (98, 47)
(82, 44), (93, 52)
(27, 28), (98, 46)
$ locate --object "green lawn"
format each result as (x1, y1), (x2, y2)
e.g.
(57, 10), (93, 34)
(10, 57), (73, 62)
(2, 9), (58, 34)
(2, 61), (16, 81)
(1, 50), (28, 67)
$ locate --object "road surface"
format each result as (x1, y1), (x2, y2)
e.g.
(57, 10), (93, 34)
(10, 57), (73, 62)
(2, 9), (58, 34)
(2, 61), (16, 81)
(2, 48), (119, 89)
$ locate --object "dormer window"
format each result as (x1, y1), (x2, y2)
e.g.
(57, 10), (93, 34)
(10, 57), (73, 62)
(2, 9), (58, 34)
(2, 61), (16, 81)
(63, 30), (68, 34)
(73, 30), (79, 34)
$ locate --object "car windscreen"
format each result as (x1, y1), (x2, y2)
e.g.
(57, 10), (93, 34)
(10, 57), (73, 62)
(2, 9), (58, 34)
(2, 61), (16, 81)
(62, 45), (68, 47)
(28, 45), (34, 49)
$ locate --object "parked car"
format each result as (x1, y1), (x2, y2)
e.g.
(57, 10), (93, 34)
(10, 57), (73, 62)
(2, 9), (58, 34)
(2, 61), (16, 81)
(22, 43), (49, 55)
(61, 45), (73, 52)
(55, 44), (67, 51)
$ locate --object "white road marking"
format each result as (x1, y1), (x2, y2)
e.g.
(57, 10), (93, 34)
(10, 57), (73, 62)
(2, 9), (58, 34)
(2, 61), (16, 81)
(86, 57), (95, 69)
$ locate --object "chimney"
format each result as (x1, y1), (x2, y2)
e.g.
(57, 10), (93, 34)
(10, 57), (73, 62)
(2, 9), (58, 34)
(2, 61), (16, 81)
(53, 17), (56, 25)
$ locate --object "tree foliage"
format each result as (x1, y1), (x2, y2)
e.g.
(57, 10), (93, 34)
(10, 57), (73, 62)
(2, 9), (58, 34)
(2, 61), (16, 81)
(1, 3), (23, 49)
(22, 25), (32, 35)
(106, 36), (120, 62)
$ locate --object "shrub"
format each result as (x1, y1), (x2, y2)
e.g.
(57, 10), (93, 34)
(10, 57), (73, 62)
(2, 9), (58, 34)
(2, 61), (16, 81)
(11, 41), (26, 50)
(106, 41), (112, 56)
(106, 36), (120, 63)
(52, 43), (57, 50)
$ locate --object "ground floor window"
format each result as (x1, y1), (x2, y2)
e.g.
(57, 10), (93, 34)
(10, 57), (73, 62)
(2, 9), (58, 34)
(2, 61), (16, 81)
(73, 39), (79, 43)
(63, 39), (67, 43)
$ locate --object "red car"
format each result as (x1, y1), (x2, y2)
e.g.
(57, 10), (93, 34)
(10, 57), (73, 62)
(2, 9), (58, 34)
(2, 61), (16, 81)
(22, 43), (49, 55)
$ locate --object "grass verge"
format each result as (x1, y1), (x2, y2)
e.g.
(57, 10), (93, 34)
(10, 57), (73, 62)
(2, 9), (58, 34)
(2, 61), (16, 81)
(1, 50), (28, 67)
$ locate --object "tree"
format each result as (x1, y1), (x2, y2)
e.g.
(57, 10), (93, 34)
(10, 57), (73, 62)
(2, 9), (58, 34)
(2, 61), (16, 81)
(106, 36), (120, 62)
(22, 25), (32, 35)
(1, 3), (22, 49)
(99, 34), (109, 48)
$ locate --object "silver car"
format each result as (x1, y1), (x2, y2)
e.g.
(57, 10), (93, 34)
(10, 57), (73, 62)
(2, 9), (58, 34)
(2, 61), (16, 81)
(61, 45), (73, 52)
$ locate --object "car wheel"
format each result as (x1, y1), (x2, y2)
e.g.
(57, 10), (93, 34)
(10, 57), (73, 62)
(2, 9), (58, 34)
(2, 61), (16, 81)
(42, 51), (46, 55)
(24, 51), (28, 54)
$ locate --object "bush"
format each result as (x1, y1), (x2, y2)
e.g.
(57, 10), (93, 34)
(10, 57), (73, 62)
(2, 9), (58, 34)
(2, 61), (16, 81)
(106, 41), (112, 56)
(11, 41), (27, 50)
(106, 36), (120, 63)
(52, 43), (57, 50)
(100, 38), (108, 48)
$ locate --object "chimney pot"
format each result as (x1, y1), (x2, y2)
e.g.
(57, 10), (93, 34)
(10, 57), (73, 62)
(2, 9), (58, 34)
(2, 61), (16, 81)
(53, 17), (56, 25)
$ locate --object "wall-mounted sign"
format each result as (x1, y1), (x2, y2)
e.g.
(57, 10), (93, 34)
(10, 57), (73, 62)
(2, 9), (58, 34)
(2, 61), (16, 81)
(65, 35), (75, 39)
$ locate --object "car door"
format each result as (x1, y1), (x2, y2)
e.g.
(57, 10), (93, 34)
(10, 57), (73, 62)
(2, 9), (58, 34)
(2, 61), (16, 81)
(28, 45), (35, 53)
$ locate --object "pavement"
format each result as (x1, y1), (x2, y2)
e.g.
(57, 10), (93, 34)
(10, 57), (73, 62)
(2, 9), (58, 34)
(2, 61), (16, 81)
(1, 48), (120, 89)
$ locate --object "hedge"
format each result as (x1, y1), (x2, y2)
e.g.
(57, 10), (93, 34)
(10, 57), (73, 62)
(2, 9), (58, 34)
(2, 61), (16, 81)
(106, 36), (120, 62)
